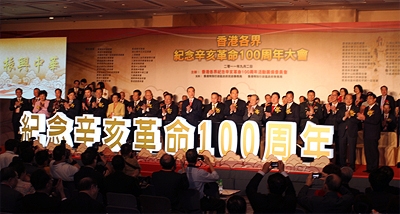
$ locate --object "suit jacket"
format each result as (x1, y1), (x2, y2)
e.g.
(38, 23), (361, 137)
(9, 97), (30, 123)
(246, 173), (296, 213)
(324, 102), (345, 130)
(106, 102), (125, 118)
(298, 185), (353, 213)
(29, 97), (40, 111)
(92, 98), (109, 118)
(223, 99), (246, 124)
(377, 95), (395, 114)
(104, 171), (141, 198)
(160, 103), (179, 124)
(62, 99), (82, 119)
(381, 113), (396, 132)
(337, 104), (360, 138)
(181, 98), (203, 126)
(1, 184), (23, 213)
(202, 102), (225, 123)
(82, 97), (96, 114)
(17, 191), (60, 213)
(61, 192), (106, 213)
(243, 105), (264, 127)
(300, 101), (323, 129)
(120, 99), (130, 118)
(128, 100), (144, 119)
(284, 102), (300, 126)
(138, 99), (159, 117)
(363, 104), (381, 140)
(263, 104), (285, 123)
(68, 87), (84, 100)
(152, 170), (189, 210)
(48, 98), (66, 117)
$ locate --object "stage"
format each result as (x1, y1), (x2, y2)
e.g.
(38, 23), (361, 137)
(139, 161), (400, 195)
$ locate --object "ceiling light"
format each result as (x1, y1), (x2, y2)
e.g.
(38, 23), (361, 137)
(122, 3), (125, 6)
(49, 16), (54, 20)
(63, 6), (67, 9)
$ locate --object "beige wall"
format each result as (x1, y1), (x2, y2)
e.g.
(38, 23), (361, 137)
(1, 9), (399, 32)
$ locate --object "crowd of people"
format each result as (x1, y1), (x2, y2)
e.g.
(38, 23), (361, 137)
(9, 79), (400, 172)
(1, 137), (399, 213)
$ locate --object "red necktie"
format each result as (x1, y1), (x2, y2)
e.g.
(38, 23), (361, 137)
(189, 100), (193, 106)
(271, 105), (275, 113)
(87, 98), (90, 104)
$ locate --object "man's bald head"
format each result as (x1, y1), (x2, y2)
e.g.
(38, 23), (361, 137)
(325, 174), (341, 192)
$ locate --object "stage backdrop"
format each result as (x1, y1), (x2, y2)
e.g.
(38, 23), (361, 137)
(65, 22), (400, 102)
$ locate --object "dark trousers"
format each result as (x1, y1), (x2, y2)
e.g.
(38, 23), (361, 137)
(12, 120), (20, 140)
(200, 197), (226, 214)
(339, 132), (357, 169)
(364, 137), (379, 171)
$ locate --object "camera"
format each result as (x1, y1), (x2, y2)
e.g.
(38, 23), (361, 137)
(198, 155), (205, 161)
(312, 173), (322, 179)
(271, 162), (278, 168)
(60, 140), (70, 160)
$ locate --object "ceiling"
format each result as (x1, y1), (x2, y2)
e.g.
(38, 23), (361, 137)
(1, 0), (399, 23)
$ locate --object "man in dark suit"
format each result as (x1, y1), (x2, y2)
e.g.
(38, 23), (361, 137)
(63, 90), (82, 119)
(203, 92), (225, 157)
(17, 169), (66, 213)
(283, 91), (300, 128)
(29, 87), (40, 111)
(377, 85), (395, 114)
(324, 90), (345, 165)
(223, 87), (246, 155)
(104, 155), (140, 200)
(381, 103), (396, 132)
(299, 90), (323, 132)
(243, 95), (265, 158)
(9, 88), (30, 139)
(48, 88), (66, 117)
(260, 94), (271, 112)
(68, 79), (84, 100)
(298, 173), (353, 213)
(127, 90), (143, 119)
(152, 154), (189, 211)
(62, 177), (106, 213)
(160, 93), (179, 145)
(337, 94), (360, 170)
(223, 87), (246, 124)
(263, 92), (285, 124)
(81, 88), (96, 114)
(92, 88), (109, 119)
(357, 93), (381, 172)
(182, 86), (203, 147)
(139, 89), (159, 117)
(119, 91), (130, 119)
(0, 167), (22, 213)
(246, 161), (296, 213)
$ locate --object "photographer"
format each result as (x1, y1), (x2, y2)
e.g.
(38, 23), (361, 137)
(185, 149), (225, 214)
(246, 161), (296, 213)
(50, 144), (79, 182)
(120, 143), (141, 178)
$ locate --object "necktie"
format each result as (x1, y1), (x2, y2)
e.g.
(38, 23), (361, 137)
(385, 114), (388, 119)
(189, 99), (193, 106)
(271, 105), (275, 113)
(87, 98), (90, 104)
(381, 96), (386, 107)
(346, 106), (350, 111)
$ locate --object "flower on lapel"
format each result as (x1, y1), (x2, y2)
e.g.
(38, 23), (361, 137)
(349, 110), (355, 117)
(215, 108), (221, 113)
(98, 102), (104, 108)
(367, 109), (374, 117)
(148, 104), (152, 109)
(387, 118), (392, 122)
(70, 103), (75, 108)
(254, 109), (260, 115)
(274, 106), (281, 113)
(286, 108), (292, 114)
(167, 108), (172, 114)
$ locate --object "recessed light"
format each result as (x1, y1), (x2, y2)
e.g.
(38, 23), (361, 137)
(49, 17), (54, 20)
(184, 0), (188, 2)
(63, 6), (67, 9)
(122, 3), (125, 6)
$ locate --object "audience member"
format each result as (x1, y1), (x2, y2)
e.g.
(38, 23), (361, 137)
(246, 161), (296, 213)
(19, 147), (38, 175)
(120, 143), (141, 177)
(17, 169), (66, 213)
(185, 149), (225, 214)
(341, 166), (362, 197)
(365, 168), (398, 213)
(353, 194), (373, 214)
(8, 158), (34, 195)
(74, 150), (106, 193)
(35, 150), (51, 175)
(104, 155), (141, 199)
(0, 139), (19, 169)
(298, 174), (354, 213)
(152, 154), (189, 211)
(0, 167), (22, 213)
(50, 145), (80, 181)
(62, 177), (106, 213)
(226, 195), (247, 214)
